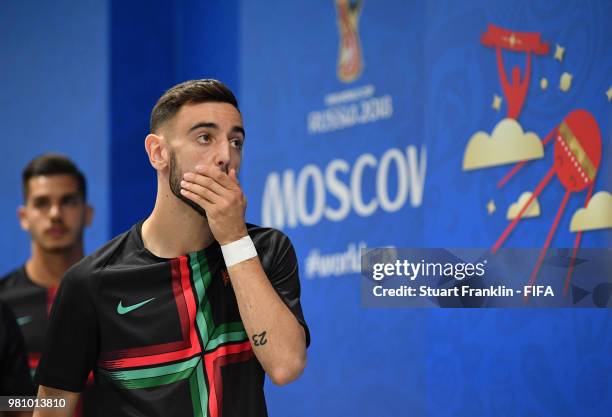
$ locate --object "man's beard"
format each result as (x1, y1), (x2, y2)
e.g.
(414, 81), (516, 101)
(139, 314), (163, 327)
(168, 151), (207, 217)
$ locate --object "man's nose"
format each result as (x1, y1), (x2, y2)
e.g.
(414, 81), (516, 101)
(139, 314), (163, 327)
(49, 204), (62, 219)
(214, 141), (231, 172)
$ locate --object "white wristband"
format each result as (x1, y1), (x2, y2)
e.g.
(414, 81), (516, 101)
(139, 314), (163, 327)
(221, 235), (258, 267)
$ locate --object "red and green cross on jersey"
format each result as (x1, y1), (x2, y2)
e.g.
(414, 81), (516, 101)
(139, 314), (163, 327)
(98, 251), (254, 417)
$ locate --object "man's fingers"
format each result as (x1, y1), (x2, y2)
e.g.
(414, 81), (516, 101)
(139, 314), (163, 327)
(182, 173), (226, 196)
(180, 183), (216, 206)
(179, 189), (215, 214)
(194, 165), (236, 188)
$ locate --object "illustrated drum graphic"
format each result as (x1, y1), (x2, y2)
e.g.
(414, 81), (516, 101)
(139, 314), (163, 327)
(493, 109), (603, 299)
(554, 110), (602, 192)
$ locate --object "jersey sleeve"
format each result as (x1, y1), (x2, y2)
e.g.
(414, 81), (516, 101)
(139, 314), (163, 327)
(0, 301), (36, 395)
(257, 230), (310, 347)
(34, 266), (99, 392)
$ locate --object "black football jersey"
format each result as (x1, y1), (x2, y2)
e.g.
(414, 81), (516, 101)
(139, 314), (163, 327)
(0, 266), (96, 416)
(35, 221), (309, 417)
(0, 266), (54, 372)
(0, 299), (35, 395)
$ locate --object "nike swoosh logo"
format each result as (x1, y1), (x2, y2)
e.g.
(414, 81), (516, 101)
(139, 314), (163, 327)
(17, 316), (32, 326)
(117, 298), (156, 315)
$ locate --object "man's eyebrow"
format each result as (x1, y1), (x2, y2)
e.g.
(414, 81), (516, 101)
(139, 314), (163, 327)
(232, 126), (246, 138)
(31, 192), (81, 201)
(31, 195), (50, 202)
(60, 192), (82, 200)
(188, 122), (218, 133)
(187, 122), (245, 138)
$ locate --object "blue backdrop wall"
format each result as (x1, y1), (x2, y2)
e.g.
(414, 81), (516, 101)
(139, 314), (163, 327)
(2, 1), (611, 416)
(240, 1), (612, 416)
(0, 0), (109, 274)
(235, 1), (611, 416)
(110, 0), (240, 235)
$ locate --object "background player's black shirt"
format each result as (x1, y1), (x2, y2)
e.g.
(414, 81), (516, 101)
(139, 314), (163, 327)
(0, 266), (96, 416)
(0, 299), (35, 395)
(0, 266), (54, 373)
(36, 221), (309, 417)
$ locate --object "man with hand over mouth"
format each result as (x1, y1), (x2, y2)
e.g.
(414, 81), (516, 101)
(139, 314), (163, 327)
(34, 80), (309, 417)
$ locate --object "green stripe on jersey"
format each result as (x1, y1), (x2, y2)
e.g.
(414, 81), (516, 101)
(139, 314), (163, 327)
(190, 360), (208, 417)
(104, 356), (201, 381)
(189, 252), (215, 340)
(103, 366), (194, 389)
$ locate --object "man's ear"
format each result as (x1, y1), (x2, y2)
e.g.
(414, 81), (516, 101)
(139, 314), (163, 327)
(145, 133), (170, 170)
(17, 205), (29, 231)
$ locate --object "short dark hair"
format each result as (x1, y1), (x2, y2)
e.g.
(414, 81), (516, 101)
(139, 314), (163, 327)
(22, 153), (87, 201)
(150, 79), (239, 133)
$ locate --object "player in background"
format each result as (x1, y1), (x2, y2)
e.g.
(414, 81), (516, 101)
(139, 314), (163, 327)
(0, 154), (94, 416)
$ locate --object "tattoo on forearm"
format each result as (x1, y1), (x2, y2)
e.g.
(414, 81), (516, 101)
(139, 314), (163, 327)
(252, 331), (268, 346)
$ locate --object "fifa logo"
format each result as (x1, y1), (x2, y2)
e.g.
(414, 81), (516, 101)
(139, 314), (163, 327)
(335, 0), (363, 82)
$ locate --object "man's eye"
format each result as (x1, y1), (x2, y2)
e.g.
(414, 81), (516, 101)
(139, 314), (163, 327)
(32, 199), (49, 209)
(196, 134), (211, 143)
(230, 139), (244, 150)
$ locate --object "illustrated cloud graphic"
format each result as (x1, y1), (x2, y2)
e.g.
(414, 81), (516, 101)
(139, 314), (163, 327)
(507, 192), (541, 220)
(570, 191), (612, 232)
(463, 118), (544, 170)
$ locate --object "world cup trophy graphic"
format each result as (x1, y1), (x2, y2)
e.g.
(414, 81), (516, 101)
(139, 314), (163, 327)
(336, 0), (363, 83)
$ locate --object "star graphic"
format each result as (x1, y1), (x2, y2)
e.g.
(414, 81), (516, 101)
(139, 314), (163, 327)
(487, 199), (496, 215)
(492, 94), (502, 111)
(554, 44), (565, 62)
(559, 72), (573, 92)
(606, 86), (612, 102)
